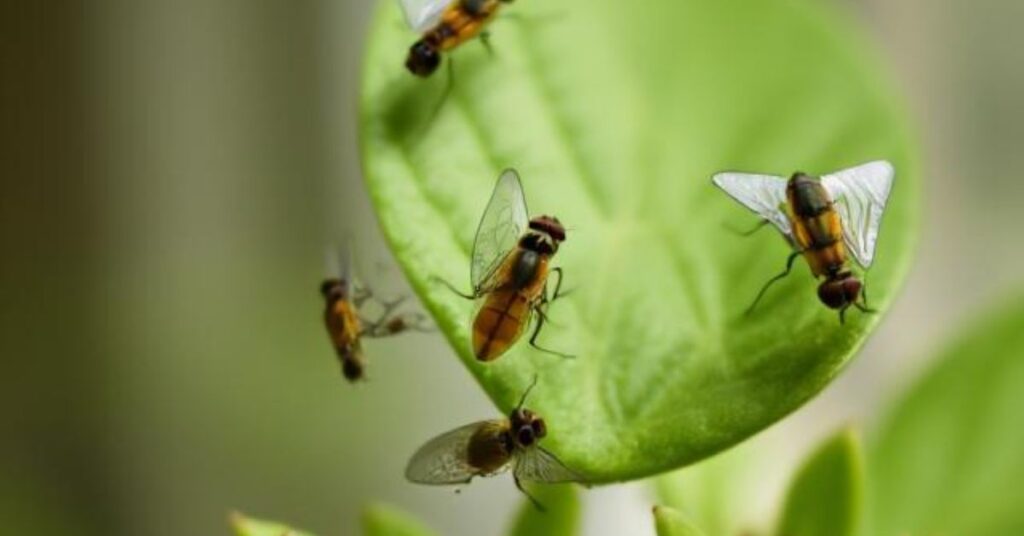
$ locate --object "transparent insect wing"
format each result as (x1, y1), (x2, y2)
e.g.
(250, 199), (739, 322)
(712, 172), (794, 240)
(513, 445), (585, 484)
(405, 421), (500, 485)
(399, 0), (452, 32)
(471, 169), (530, 292)
(820, 160), (895, 268)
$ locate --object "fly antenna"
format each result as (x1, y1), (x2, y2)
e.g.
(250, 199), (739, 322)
(516, 374), (540, 410)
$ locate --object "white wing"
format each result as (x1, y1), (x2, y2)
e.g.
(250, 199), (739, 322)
(471, 169), (529, 292)
(513, 446), (586, 484)
(712, 172), (793, 239)
(405, 421), (494, 485)
(820, 160), (895, 268)
(399, 0), (452, 32)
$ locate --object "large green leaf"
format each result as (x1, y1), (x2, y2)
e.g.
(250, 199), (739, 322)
(506, 484), (580, 536)
(865, 296), (1024, 536)
(361, 0), (916, 482)
(776, 428), (864, 536)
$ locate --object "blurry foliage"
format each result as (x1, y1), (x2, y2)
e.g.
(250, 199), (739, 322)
(360, 0), (916, 482)
(776, 428), (864, 536)
(864, 296), (1024, 535)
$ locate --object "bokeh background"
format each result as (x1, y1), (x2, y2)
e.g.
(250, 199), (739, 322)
(3, 0), (1023, 534)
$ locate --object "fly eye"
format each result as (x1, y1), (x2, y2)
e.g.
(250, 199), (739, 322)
(517, 426), (535, 447)
(531, 419), (547, 438)
(817, 281), (846, 309)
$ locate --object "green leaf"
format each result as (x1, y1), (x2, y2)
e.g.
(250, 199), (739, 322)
(506, 484), (580, 536)
(653, 505), (708, 536)
(776, 428), (864, 536)
(362, 503), (439, 536)
(229, 512), (315, 536)
(361, 0), (917, 482)
(865, 295), (1024, 536)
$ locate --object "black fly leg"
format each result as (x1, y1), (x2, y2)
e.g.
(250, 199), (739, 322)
(513, 475), (546, 512)
(549, 267), (573, 301)
(422, 57), (455, 132)
(430, 275), (477, 300)
(724, 219), (771, 237)
(351, 285), (373, 308)
(746, 250), (802, 316)
(528, 301), (574, 359)
(480, 31), (494, 56)
(361, 296), (407, 338)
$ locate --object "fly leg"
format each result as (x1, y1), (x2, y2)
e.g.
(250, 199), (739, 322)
(351, 285), (373, 308)
(725, 219), (771, 237)
(423, 57), (455, 131)
(528, 301), (575, 359)
(746, 250), (801, 316)
(513, 475), (547, 512)
(480, 31), (494, 56)
(430, 275), (477, 300)
(360, 296), (408, 338)
(549, 267), (573, 301)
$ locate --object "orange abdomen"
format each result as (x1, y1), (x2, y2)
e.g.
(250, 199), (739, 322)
(792, 210), (847, 277)
(473, 289), (532, 361)
(436, 1), (500, 51)
(326, 300), (362, 355)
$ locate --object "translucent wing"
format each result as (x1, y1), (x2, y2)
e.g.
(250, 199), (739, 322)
(820, 160), (895, 268)
(513, 446), (586, 484)
(324, 242), (355, 296)
(712, 172), (793, 239)
(471, 169), (529, 292)
(399, 0), (452, 32)
(405, 421), (495, 485)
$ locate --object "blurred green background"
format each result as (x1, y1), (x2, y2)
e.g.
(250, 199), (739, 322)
(3, 1), (1023, 535)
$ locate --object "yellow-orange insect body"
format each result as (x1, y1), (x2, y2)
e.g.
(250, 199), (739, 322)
(320, 247), (433, 382)
(713, 161), (895, 322)
(403, 0), (510, 76)
(321, 279), (365, 381)
(405, 377), (583, 509)
(472, 217), (562, 361)
(439, 169), (570, 361)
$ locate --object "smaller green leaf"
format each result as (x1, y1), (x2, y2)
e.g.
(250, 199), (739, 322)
(229, 512), (316, 536)
(866, 295), (1024, 535)
(506, 484), (580, 536)
(362, 503), (438, 536)
(653, 505), (708, 536)
(776, 428), (864, 536)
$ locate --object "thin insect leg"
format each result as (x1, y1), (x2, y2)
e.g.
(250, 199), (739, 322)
(513, 476), (546, 512)
(480, 31), (494, 56)
(528, 305), (575, 359)
(549, 267), (569, 302)
(745, 251), (801, 316)
(422, 57), (455, 130)
(861, 277), (874, 308)
(352, 285), (373, 308)
(853, 302), (875, 314)
(724, 219), (771, 237)
(429, 275), (477, 300)
(839, 305), (849, 325)
(398, 312), (436, 333)
(363, 296), (410, 338)
(501, 10), (567, 26)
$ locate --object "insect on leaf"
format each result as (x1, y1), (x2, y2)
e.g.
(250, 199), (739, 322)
(361, 0), (918, 481)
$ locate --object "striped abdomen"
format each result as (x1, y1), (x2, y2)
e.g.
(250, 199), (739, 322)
(787, 174), (847, 277)
(472, 250), (549, 361)
(426, 0), (501, 52)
